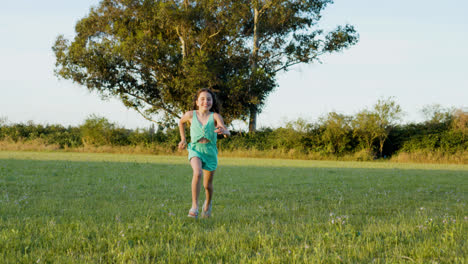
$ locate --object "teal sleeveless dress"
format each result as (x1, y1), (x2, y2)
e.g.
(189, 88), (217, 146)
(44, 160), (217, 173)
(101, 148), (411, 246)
(188, 111), (218, 171)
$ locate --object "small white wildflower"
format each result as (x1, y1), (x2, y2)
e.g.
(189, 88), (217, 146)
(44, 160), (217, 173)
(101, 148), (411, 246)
(330, 212), (334, 217)
(304, 244), (310, 249)
(420, 207), (424, 211)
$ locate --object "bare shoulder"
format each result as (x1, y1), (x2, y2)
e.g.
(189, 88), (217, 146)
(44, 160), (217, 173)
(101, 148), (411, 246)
(180, 111), (194, 123)
(185, 111), (194, 118)
(213, 113), (224, 122)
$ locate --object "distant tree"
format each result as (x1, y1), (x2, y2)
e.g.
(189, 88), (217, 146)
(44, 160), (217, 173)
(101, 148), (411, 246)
(352, 110), (379, 154)
(53, 0), (358, 130)
(80, 115), (116, 146)
(0, 116), (7, 126)
(320, 112), (352, 155)
(284, 118), (314, 134)
(451, 108), (468, 141)
(373, 97), (402, 157)
(421, 104), (453, 125)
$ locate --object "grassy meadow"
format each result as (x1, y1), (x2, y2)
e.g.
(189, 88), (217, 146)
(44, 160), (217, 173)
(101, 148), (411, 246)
(0, 151), (466, 263)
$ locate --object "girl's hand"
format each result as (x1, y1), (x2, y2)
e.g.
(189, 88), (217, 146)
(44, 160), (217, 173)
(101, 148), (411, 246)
(215, 126), (229, 137)
(214, 126), (224, 135)
(178, 140), (187, 150)
(213, 113), (230, 137)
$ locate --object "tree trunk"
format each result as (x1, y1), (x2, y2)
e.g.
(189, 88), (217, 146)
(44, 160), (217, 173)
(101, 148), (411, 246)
(249, 7), (260, 133)
(249, 107), (257, 132)
(179, 0), (189, 59)
(178, 32), (187, 59)
(379, 137), (385, 157)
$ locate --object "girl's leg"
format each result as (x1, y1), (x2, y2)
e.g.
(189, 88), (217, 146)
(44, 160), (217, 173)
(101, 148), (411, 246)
(203, 170), (215, 211)
(190, 157), (203, 210)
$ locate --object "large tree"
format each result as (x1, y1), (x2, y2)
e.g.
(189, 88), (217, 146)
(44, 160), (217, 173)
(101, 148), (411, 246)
(244, 0), (358, 131)
(53, 0), (358, 130)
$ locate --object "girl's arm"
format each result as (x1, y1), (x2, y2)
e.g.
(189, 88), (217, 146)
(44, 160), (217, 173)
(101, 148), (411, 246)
(214, 113), (230, 137)
(178, 111), (192, 149)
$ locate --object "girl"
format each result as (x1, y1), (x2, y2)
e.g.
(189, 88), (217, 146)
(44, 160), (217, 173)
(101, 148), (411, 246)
(178, 88), (230, 218)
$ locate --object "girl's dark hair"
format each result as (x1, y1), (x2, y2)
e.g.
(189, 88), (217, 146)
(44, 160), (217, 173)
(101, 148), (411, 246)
(192, 88), (220, 113)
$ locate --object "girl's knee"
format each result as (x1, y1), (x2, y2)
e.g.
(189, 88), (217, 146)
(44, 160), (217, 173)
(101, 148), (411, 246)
(204, 182), (213, 190)
(193, 170), (203, 180)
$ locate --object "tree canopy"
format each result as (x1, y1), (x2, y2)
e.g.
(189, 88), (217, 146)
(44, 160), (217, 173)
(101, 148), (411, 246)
(53, 0), (358, 129)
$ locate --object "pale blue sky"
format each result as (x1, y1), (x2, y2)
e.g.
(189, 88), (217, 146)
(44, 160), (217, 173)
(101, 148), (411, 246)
(1, 0), (467, 130)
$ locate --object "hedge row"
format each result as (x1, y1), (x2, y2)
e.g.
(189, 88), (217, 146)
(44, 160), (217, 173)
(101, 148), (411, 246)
(0, 115), (466, 159)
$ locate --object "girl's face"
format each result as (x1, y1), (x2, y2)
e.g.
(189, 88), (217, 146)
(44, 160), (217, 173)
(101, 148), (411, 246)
(196, 91), (213, 111)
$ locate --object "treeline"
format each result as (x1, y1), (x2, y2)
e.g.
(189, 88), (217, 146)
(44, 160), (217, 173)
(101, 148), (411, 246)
(0, 102), (466, 163)
(0, 115), (181, 154)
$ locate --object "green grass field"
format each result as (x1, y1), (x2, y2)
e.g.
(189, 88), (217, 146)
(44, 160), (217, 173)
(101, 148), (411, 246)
(0, 151), (466, 263)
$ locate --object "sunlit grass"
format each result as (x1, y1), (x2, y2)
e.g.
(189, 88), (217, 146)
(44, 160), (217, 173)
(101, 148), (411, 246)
(0, 151), (466, 263)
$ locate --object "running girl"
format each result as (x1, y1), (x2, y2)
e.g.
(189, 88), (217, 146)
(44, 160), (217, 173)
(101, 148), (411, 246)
(178, 88), (230, 218)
